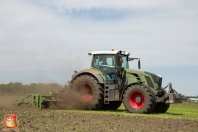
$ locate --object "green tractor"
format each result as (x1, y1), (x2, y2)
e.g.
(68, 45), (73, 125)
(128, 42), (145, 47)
(69, 50), (182, 113)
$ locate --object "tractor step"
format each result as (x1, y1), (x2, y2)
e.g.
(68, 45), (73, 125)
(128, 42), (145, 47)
(104, 85), (109, 104)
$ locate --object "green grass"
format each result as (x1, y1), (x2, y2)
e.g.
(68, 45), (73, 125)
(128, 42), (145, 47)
(41, 102), (198, 121)
(165, 102), (198, 120)
(118, 102), (198, 120)
(62, 102), (193, 121)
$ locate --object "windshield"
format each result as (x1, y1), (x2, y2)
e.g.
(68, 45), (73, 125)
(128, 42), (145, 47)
(92, 54), (128, 79)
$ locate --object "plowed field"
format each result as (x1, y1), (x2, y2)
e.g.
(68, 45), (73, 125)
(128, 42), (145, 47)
(0, 96), (198, 132)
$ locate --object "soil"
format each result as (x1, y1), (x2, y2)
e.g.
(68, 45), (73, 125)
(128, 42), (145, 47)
(1, 96), (198, 132)
(0, 110), (198, 132)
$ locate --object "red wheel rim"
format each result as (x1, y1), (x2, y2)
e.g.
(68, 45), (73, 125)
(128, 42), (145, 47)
(79, 84), (93, 102)
(129, 92), (145, 108)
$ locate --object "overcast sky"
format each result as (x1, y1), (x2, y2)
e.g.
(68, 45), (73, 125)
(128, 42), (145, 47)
(0, 0), (198, 96)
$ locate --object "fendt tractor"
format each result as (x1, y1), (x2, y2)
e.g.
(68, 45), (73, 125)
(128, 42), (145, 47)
(67, 49), (182, 113)
(14, 50), (182, 114)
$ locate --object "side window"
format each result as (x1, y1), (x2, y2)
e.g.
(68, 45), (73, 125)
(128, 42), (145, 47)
(121, 56), (128, 69)
(106, 58), (113, 66)
(93, 55), (99, 68)
(93, 55), (128, 69)
(92, 55), (115, 75)
(93, 55), (110, 66)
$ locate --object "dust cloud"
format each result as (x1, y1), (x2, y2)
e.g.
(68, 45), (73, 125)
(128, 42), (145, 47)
(50, 85), (89, 110)
(0, 85), (88, 110)
(0, 96), (24, 110)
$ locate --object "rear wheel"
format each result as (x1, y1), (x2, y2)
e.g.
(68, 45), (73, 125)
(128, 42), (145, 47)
(123, 84), (156, 114)
(71, 74), (104, 110)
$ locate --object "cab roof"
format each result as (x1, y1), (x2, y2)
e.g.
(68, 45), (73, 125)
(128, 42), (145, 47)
(89, 50), (130, 56)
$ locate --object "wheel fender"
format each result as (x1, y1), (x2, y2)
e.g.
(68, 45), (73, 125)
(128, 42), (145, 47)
(71, 69), (105, 84)
(120, 82), (142, 100)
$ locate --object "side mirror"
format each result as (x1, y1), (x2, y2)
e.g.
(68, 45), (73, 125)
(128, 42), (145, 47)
(138, 59), (141, 69)
(128, 57), (141, 69)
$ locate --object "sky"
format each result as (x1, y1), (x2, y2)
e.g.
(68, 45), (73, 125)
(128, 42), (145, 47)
(0, 0), (198, 96)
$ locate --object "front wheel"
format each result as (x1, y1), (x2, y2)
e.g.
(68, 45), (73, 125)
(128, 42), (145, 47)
(123, 84), (156, 114)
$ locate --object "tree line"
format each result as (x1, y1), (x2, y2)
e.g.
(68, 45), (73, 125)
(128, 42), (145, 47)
(0, 82), (64, 96)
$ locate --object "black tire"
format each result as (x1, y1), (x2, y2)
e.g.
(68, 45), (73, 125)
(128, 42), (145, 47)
(102, 101), (122, 110)
(146, 87), (157, 113)
(71, 74), (104, 110)
(153, 102), (170, 113)
(153, 88), (170, 113)
(123, 84), (156, 114)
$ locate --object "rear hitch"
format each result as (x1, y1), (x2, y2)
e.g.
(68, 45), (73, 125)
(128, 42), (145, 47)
(168, 83), (182, 103)
(164, 83), (182, 103)
(156, 83), (182, 103)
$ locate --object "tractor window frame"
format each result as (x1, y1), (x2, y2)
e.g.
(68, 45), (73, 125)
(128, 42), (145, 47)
(92, 54), (129, 79)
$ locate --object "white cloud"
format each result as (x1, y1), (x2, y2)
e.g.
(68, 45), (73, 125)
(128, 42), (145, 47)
(0, 0), (198, 95)
(0, 1), (198, 71)
(34, 0), (197, 11)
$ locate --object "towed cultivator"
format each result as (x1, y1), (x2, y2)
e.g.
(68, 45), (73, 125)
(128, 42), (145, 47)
(13, 93), (60, 109)
(13, 50), (182, 113)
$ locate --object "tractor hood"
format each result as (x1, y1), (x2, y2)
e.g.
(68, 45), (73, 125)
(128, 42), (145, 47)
(125, 69), (145, 76)
(125, 69), (162, 89)
(144, 71), (162, 89)
(124, 69), (145, 85)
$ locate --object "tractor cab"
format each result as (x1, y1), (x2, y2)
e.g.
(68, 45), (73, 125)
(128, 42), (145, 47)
(90, 50), (129, 80)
